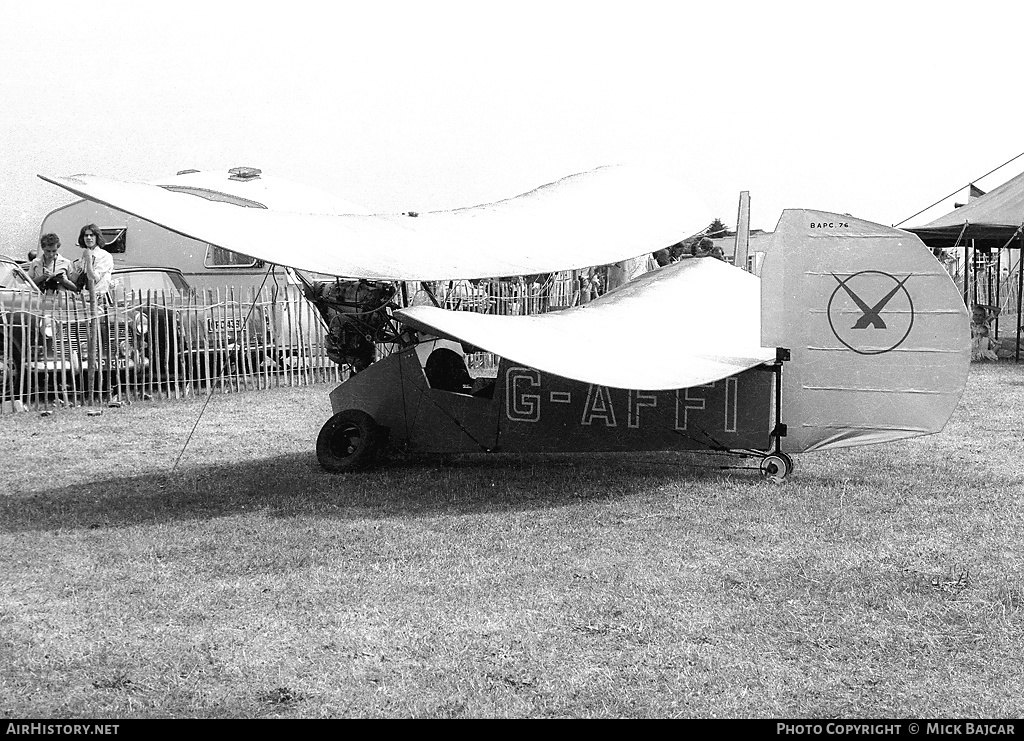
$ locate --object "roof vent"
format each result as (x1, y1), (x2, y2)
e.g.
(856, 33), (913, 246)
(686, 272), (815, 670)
(228, 166), (262, 181)
(176, 169), (200, 175)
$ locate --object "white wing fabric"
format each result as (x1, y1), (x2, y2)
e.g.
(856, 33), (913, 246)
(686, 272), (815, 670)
(39, 165), (710, 281)
(396, 258), (777, 390)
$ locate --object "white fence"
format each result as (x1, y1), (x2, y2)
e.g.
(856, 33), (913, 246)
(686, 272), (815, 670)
(414, 272), (582, 315)
(2, 271), (611, 413)
(1, 287), (340, 413)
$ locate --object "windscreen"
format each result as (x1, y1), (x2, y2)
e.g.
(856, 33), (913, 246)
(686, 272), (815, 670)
(0, 260), (37, 291)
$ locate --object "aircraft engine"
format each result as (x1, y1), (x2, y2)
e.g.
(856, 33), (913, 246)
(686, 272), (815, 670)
(304, 279), (399, 372)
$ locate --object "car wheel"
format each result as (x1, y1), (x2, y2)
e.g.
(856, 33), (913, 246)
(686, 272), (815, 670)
(317, 409), (381, 472)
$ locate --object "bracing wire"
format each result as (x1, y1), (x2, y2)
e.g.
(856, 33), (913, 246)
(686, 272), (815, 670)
(167, 266), (275, 478)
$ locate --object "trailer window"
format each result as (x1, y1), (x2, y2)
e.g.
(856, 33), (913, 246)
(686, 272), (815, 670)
(204, 244), (262, 269)
(99, 228), (127, 254)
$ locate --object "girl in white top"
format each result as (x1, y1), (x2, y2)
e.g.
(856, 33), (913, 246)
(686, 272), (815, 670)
(69, 224), (114, 294)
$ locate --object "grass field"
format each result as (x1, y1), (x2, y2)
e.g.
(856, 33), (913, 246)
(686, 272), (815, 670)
(1, 363), (1022, 718)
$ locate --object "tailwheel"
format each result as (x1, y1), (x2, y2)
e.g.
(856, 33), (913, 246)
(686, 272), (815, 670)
(317, 409), (382, 472)
(759, 452), (793, 482)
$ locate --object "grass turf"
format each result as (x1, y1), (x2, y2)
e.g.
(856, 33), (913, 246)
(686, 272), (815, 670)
(1, 363), (1022, 717)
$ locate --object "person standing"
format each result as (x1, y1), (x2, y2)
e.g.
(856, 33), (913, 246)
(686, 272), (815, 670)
(69, 224), (115, 400)
(25, 233), (76, 291)
(69, 224), (114, 295)
(970, 305), (999, 361)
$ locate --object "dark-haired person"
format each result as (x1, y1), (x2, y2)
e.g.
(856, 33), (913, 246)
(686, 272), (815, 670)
(69, 224), (114, 295)
(691, 236), (725, 261)
(25, 233), (77, 291)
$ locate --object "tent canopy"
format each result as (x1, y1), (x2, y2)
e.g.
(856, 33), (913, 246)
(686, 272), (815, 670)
(908, 170), (1024, 245)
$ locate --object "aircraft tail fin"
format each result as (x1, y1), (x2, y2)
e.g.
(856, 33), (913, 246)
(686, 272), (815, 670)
(760, 210), (970, 454)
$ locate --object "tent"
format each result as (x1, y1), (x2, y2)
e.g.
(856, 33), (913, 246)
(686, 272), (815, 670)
(908, 169), (1024, 242)
(906, 171), (1024, 362)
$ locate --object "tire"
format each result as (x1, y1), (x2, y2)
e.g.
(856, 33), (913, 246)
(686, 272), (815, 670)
(317, 409), (381, 472)
(759, 452), (794, 482)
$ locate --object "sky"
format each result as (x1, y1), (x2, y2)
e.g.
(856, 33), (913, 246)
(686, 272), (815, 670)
(2, 0), (1023, 259)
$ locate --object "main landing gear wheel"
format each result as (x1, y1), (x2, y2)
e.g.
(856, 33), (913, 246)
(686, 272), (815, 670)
(317, 409), (381, 472)
(759, 452), (794, 482)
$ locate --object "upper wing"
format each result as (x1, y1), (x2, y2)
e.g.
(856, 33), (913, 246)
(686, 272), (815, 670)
(39, 165), (710, 281)
(395, 257), (777, 390)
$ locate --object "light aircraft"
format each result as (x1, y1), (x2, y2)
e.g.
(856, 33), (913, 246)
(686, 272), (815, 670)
(40, 166), (970, 479)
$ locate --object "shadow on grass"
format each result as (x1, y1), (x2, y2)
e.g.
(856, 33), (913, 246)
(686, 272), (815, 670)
(1, 448), (752, 534)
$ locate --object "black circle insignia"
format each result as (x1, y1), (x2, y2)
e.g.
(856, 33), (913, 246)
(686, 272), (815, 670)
(827, 270), (914, 355)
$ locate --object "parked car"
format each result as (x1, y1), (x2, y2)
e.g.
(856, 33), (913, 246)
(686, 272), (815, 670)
(1, 255), (150, 401)
(109, 266), (273, 382)
(1, 258), (275, 402)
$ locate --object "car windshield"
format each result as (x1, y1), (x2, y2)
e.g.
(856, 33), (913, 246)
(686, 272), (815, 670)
(0, 260), (37, 291)
(115, 270), (190, 296)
